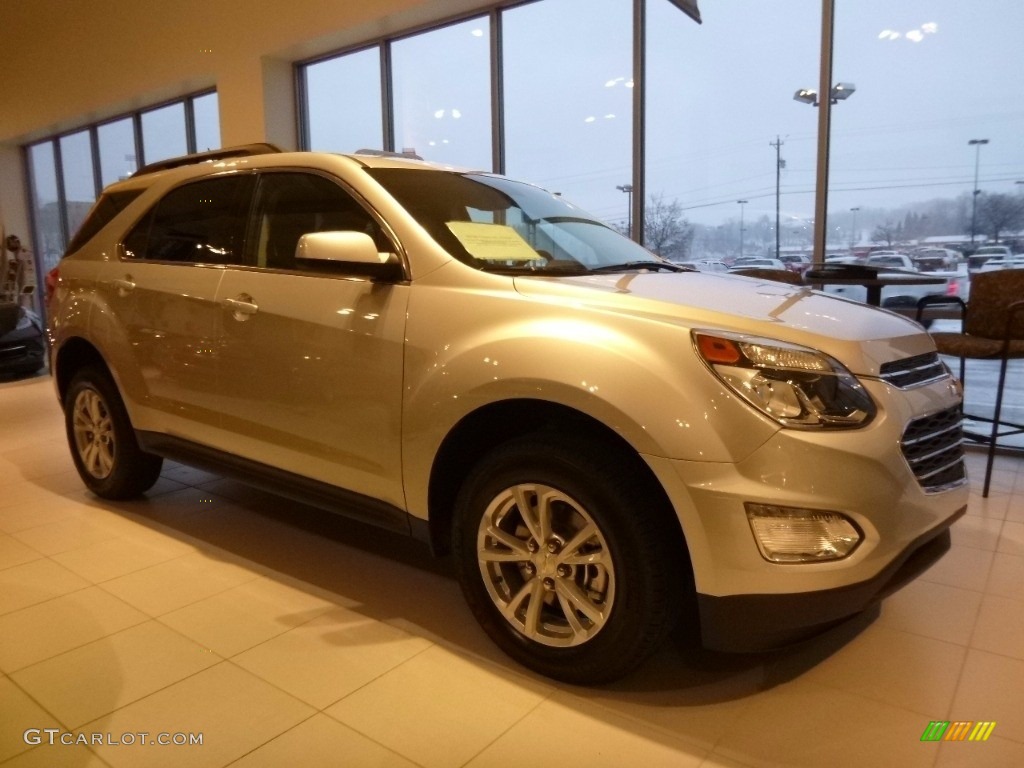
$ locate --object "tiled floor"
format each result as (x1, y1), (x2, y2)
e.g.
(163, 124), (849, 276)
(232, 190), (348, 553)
(2, 371), (1023, 768)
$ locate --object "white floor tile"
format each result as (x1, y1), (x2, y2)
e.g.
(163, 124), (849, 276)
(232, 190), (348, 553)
(1, 374), (1023, 766)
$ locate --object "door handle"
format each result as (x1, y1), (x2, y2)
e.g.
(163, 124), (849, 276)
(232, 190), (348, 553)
(224, 294), (258, 320)
(113, 277), (135, 297)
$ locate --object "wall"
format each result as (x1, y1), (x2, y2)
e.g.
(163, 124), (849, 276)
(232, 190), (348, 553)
(0, 0), (494, 248)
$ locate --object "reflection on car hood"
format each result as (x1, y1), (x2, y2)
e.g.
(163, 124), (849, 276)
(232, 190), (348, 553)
(512, 271), (935, 375)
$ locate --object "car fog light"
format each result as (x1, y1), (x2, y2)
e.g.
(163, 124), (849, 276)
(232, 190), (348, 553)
(746, 503), (862, 563)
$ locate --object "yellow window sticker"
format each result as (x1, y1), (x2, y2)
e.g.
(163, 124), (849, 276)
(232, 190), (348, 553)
(446, 222), (539, 262)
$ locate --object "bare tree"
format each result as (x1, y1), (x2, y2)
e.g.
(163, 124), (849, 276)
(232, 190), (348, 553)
(978, 193), (1024, 242)
(871, 220), (902, 248)
(643, 194), (694, 261)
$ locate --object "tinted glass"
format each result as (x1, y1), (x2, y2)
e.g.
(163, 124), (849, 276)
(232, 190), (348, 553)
(66, 190), (145, 256)
(123, 175), (254, 264)
(253, 172), (386, 269)
(368, 167), (660, 273)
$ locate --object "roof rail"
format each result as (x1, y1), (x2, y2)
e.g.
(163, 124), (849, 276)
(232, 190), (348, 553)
(354, 148), (424, 161)
(132, 143), (285, 177)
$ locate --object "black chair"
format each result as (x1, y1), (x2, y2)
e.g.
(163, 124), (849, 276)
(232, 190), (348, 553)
(917, 269), (1024, 497)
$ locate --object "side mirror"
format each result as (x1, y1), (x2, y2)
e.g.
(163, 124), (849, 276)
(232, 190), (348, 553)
(295, 231), (403, 281)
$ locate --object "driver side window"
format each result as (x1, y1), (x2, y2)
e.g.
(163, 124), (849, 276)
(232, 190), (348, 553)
(253, 172), (388, 270)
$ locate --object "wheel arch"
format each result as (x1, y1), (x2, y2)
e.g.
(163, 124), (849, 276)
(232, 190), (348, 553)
(54, 337), (113, 405)
(426, 398), (690, 566)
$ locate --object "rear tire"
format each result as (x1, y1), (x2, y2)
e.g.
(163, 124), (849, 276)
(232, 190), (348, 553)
(64, 366), (163, 499)
(453, 433), (685, 684)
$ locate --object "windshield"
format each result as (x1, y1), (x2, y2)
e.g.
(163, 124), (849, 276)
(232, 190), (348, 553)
(367, 168), (671, 274)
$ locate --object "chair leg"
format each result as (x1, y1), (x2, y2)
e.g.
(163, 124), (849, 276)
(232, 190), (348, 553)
(982, 353), (1011, 498)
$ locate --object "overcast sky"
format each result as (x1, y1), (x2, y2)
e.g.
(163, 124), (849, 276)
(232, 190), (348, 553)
(645, 0), (1024, 228)
(482, 0), (1024, 231)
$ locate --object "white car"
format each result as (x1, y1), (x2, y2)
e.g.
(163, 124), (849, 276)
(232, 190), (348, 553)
(48, 145), (968, 683)
(728, 257), (787, 272)
(968, 245), (1013, 273)
(977, 256), (1024, 272)
(685, 258), (729, 273)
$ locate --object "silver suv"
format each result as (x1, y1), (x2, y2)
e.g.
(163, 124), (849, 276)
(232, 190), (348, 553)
(49, 145), (968, 683)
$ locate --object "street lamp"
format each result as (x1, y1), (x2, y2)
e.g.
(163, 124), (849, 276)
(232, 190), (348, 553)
(616, 184), (633, 238)
(968, 139), (989, 245)
(791, 82), (856, 107)
(737, 200), (748, 258)
(850, 206), (860, 249)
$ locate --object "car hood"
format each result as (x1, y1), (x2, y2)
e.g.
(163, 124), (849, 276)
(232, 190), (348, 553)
(512, 271), (936, 377)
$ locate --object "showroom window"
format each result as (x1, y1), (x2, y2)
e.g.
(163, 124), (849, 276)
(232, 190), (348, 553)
(140, 102), (189, 165)
(644, 0), (818, 260)
(303, 46), (384, 153)
(391, 16), (493, 169)
(24, 90), (220, 273)
(503, 0), (633, 224)
(97, 117), (137, 189)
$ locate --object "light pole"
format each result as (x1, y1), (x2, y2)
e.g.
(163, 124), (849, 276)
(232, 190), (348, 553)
(737, 200), (748, 259)
(792, 0), (857, 267)
(617, 184), (633, 238)
(770, 136), (784, 259)
(849, 207), (860, 249)
(968, 139), (989, 244)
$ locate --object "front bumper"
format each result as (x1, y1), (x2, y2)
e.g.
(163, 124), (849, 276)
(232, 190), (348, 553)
(697, 507), (963, 650)
(644, 376), (969, 652)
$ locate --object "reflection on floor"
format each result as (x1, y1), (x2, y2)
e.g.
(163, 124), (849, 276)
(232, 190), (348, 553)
(1, 373), (1023, 768)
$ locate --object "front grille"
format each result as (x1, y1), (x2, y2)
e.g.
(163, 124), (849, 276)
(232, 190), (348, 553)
(900, 405), (966, 492)
(880, 352), (947, 389)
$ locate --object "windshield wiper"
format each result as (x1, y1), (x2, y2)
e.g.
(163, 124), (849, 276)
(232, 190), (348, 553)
(587, 261), (694, 274)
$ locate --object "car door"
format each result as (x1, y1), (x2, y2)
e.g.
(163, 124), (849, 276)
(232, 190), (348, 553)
(101, 174), (254, 441)
(213, 170), (409, 510)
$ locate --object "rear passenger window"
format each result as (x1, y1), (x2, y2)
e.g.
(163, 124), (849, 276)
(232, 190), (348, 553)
(253, 172), (387, 270)
(66, 189), (144, 257)
(122, 175), (254, 264)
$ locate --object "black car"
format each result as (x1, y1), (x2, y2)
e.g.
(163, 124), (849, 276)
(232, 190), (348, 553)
(0, 301), (45, 378)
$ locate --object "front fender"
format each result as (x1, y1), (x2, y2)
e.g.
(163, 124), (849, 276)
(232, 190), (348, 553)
(399, 283), (779, 518)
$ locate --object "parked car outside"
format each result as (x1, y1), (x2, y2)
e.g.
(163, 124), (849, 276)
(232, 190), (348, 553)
(823, 252), (961, 314)
(48, 146), (968, 683)
(777, 253), (811, 274)
(911, 248), (959, 272)
(685, 258), (729, 273)
(968, 245), (1013, 274)
(728, 257), (787, 272)
(977, 256), (1024, 272)
(0, 301), (45, 379)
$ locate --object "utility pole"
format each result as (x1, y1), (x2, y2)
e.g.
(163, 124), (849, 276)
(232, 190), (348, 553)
(770, 136), (785, 259)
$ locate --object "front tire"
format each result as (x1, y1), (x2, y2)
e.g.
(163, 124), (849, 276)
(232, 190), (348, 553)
(64, 366), (163, 499)
(453, 434), (684, 684)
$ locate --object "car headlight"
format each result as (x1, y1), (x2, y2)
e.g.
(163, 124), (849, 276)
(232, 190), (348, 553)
(693, 330), (875, 428)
